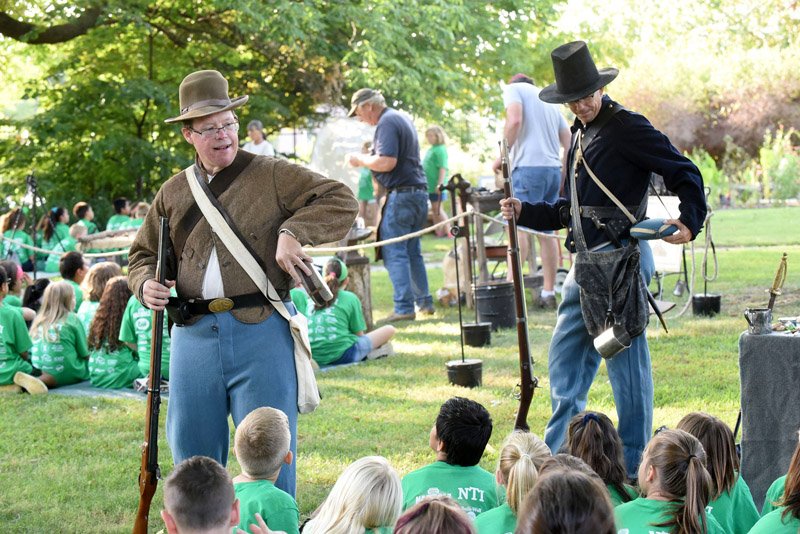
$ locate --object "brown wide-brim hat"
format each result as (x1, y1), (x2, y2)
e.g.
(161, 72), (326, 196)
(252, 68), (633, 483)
(539, 41), (618, 104)
(164, 70), (249, 124)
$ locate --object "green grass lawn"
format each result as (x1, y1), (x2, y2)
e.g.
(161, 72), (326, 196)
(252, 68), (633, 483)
(0, 207), (798, 532)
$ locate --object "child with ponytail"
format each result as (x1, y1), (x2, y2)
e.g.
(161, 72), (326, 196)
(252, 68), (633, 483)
(567, 410), (638, 506)
(676, 412), (759, 533)
(751, 427), (800, 532)
(474, 430), (550, 534)
(295, 258), (395, 367)
(615, 428), (724, 533)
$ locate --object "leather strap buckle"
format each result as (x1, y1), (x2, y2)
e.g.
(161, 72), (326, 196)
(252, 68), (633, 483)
(208, 297), (234, 313)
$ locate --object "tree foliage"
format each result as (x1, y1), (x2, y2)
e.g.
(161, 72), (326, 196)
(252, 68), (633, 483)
(0, 0), (559, 215)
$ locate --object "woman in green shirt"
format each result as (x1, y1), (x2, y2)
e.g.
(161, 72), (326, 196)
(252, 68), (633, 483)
(1, 208), (35, 271)
(87, 276), (141, 389)
(29, 281), (89, 386)
(422, 125), (449, 237)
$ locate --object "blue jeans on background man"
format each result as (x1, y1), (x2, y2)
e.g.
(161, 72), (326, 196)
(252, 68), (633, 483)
(543, 240), (655, 478)
(512, 166), (560, 206)
(380, 189), (433, 315)
(168, 308), (298, 497)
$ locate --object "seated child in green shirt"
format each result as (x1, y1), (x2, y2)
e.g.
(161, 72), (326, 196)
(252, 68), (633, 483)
(614, 429), (725, 534)
(232, 407), (299, 534)
(749, 428), (800, 533)
(59, 251), (88, 312)
(303, 455), (401, 534)
(516, 466), (615, 534)
(76, 261), (123, 333)
(40, 206), (76, 273)
(119, 288), (172, 381)
(0, 260), (35, 323)
(29, 281), (89, 387)
(72, 202), (98, 234)
(87, 276), (142, 389)
(0, 265), (48, 394)
(1, 207), (35, 271)
(161, 456), (241, 534)
(474, 431), (551, 534)
(395, 495), (475, 534)
(105, 197), (131, 231)
(566, 411), (638, 506)
(401, 396), (499, 519)
(677, 412), (760, 533)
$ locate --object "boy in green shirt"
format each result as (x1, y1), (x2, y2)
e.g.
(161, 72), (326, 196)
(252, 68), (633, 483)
(105, 197), (131, 231)
(232, 407), (299, 534)
(59, 251), (88, 311)
(72, 202), (98, 234)
(401, 396), (498, 519)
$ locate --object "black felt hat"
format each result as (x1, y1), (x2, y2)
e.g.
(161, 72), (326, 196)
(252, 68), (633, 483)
(539, 41), (618, 104)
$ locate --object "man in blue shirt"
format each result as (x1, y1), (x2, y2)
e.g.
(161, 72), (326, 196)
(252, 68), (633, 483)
(348, 88), (434, 321)
(501, 41), (707, 478)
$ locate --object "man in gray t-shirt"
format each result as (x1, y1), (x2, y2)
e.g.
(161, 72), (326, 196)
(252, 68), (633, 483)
(493, 73), (571, 308)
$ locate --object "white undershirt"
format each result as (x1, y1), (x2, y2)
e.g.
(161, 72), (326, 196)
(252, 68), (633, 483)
(201, 172), (225, 299)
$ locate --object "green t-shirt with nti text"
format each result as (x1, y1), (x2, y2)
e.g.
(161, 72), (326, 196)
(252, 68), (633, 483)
(401, 461), (499, 520)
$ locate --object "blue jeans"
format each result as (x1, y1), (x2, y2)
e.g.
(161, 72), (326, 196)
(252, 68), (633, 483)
(381, 190), (433, 314)
(168, 309), (298, 496)
(543, 241), (655, 478)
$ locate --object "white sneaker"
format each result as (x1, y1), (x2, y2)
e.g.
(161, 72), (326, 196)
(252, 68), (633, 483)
(367, 342), (394, 360)
(13, 371), (48, 395)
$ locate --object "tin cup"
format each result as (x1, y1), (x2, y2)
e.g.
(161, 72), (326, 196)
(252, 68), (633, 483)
(593, 324), (632, 359)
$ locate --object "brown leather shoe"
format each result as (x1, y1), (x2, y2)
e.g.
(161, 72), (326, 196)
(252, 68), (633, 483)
(418, 306), (436, 316)
(384, 312), (416, 322)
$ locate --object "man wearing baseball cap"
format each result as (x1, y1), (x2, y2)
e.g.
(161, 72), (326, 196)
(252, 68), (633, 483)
(129, 70), (357, 496)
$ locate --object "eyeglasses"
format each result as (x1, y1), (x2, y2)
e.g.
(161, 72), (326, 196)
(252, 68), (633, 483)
(187, 121), (239, 139)
(566, 91), (597, 106)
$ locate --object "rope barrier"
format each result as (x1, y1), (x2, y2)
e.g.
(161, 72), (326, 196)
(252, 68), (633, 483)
(471, 210), (562, 240)
(0, 236), (131, 258)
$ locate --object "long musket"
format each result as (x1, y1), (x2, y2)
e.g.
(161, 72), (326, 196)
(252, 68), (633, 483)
(500, 140), (538, 431)
(133, 217), (169, 534)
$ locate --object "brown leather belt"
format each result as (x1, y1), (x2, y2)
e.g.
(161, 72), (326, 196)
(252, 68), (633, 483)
(166, 292), (267, 325)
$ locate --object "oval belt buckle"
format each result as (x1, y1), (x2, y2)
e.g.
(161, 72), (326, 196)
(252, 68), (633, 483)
(208, 297), (234, 313)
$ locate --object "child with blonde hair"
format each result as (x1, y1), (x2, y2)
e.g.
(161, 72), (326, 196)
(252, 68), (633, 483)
(566, 410), (638, 505)
(394, 495), (475, 534)
(677, 411), (759, 533)
(304, 455), (402, 534)
(29, 281), (89, 387)
(77, 261), (122, 333)
(87, 276), (142, 389)
(615, 428), (725, 533)
(474, 430), (551, 534)
(232, 407), (298, 534)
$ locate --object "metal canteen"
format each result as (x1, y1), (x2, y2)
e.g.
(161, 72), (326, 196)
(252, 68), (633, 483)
(593, 324), (632, 359)
(744, 308), (772, 335)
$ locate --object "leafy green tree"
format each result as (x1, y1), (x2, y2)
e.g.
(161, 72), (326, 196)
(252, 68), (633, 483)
(0, 1), (560, 216)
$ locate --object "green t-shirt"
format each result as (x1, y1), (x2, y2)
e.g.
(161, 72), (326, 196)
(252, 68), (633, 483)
(608, 483), (639, 507)
(30, 313), (89, 385)
(88, 343), (142, 389)
(762, 475), (787, 516)
(306, 290), (366, 366)
(76, 300), (100, 334)
(705, 474), (759, 534)
(289, 288), (309, 317)
(105, 214), (131, 231)
(119, 295), (171, 380)
(474, 501), (516, 534)
(77, 219), (98, 234)
(234, 480), (300, 534)
(614, 497), (725, 534)
(0, 304), (33, 385)
(423, 144), (448, 193)
(43, 223), (77, 272)
(748, 508), (800, 533)
(401, 461), (499, 519)
(358, 167), (375, 201)
(1, 230), (34, 263)
(4, 295), (22, 308)
(65, 279), (84, 312)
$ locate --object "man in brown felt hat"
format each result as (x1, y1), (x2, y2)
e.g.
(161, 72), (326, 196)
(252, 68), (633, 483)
(128, 70), (357, 497)
(501, 41), (707, 479)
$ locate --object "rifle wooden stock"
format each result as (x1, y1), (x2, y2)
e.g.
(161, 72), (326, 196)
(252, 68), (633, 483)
(500, 140), (537, 431)
(134, 217), (169, 534)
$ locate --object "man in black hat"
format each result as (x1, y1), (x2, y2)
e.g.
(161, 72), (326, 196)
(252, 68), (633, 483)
(501, 41), (707, 477)
(129, 70), (357, 496)
(347, 88), (434, 321)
